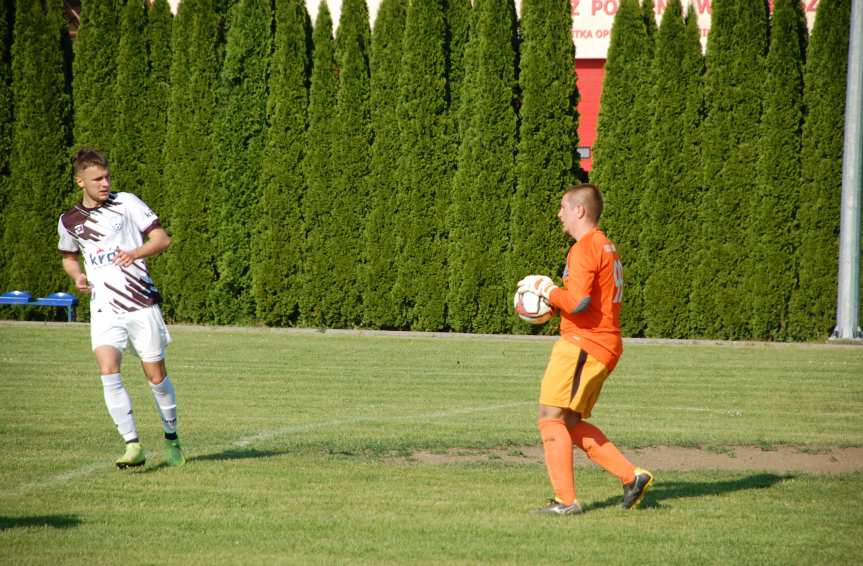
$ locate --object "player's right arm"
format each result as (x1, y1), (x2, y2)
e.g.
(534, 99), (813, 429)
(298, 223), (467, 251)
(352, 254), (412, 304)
(61, 252), (91, 294)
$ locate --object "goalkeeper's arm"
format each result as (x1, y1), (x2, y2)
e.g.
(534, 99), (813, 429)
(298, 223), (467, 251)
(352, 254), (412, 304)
(547, 287), (591, 316)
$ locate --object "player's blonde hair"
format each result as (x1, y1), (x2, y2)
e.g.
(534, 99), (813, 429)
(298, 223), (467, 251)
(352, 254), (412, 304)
(564, 183), (603, 222)
(72, 148), (109, 174)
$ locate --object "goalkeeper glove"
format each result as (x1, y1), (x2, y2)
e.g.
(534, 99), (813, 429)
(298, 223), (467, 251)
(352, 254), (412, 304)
(517, 275), (558, 302)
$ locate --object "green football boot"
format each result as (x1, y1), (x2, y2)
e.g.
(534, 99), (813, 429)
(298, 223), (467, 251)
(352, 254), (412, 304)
(165, 438), (186, 467)
(535, 498), (584, 516)
(115, 442), (146, 469)
(623, 468), (654, 509)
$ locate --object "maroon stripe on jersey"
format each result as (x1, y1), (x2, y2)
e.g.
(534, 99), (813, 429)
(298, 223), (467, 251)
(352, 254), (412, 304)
(109, 298), (137, 313)
(142, 219), (162, 235)
(61, 206), (105, 242)
(104, 282), (155, 309)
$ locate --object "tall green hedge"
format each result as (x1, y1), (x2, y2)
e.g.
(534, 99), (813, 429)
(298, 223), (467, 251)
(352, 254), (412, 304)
(640, 0), (704, 338)
(789, 0), (851, 340)
(447, 0), (517, 333)
(691, 0), (768, 339)
(72, 0), (120, 155)
(590, 0), (652, 336)
(252, 0), (310, 326)
(363, 0), (406, 328)
(112, 0), (149, 200)
(443, 0), (472, 174)
(393, 0), (450, 331)
(161, 0), (223, 322)
(325, 0), (372, 327)
(510, 0), (580, 334)
(301, 3), (338, 327)
(209, 0), (272, 325)
(3, 0), (71, 302)
(747, 0), (807, 340)
(0, 0), (13, 282)
(142, 0), (172, 217)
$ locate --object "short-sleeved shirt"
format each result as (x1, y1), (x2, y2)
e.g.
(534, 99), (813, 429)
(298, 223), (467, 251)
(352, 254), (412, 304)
(57, 192), (162, 314)
(551, 228), (623, 370)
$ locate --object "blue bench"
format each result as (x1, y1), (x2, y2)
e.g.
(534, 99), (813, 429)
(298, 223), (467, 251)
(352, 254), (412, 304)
(0, 290), (78, 322)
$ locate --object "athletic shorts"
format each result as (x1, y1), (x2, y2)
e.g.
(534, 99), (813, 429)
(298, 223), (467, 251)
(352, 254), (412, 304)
(90, 305), (172, 363)
(539, 338), (611, 419)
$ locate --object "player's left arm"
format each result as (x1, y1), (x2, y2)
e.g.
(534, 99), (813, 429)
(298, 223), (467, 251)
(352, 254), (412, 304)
(546, 250), (596, 315)
(113, 227), (171, 268)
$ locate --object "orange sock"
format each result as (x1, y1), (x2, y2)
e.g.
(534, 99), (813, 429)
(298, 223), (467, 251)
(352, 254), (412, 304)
(568, 420), (635, 484)
(538, 418), (576, 505)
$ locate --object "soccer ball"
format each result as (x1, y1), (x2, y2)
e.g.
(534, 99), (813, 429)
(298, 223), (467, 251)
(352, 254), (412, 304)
(513, 284), (553, 325)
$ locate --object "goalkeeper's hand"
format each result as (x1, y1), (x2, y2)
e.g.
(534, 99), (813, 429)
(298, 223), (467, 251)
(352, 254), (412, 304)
(517, 275), (558, 302)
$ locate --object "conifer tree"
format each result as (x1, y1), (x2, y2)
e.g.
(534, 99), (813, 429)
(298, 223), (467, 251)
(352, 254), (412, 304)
(142, 0), (172, 216)
(510, 0), (580, 333)
(789, 0), (851, 340)
(112, 0), (149, 199)
(252, 0), (311, 326)
(447, 0), (518, 333)
(640, 0), (704, 338)
(3, 0), (71, 302)
(301, 3), (339, 327)
(73, 0), (121, 154)
(444, 0), (474, 153)
(641, 0), (657, 55)
(589, 0), (652, 336)
(690, 0), (768, 339)
(747, 0), (806, 340)
(161, 0), (223, 322)
(393, 0), (450, 331)
(318, 0), (372, 327)
(363, 0), (406, 328)
(0, 0), (13, 282)
(209, 0), (272, 324)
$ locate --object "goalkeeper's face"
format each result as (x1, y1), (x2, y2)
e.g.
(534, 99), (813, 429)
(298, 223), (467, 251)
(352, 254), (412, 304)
(557, 195), (582, 238)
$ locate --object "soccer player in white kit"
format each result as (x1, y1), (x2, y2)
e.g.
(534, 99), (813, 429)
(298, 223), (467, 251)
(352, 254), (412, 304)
(58, 148), (185, 469)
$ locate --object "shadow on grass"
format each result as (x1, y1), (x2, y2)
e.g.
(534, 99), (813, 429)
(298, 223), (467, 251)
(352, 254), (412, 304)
(583, 473), (791, 512)
(137, 448), (288, 473)
(0, 514), (81, 531)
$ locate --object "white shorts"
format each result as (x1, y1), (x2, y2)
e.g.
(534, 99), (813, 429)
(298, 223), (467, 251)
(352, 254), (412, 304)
(90, 305), (172, 363)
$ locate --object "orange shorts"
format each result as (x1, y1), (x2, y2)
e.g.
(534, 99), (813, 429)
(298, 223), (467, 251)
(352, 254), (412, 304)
(539, 338), (611, 418)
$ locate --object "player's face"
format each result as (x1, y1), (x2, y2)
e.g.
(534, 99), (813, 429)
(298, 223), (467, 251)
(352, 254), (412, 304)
(76, 165), (111, 206)
(557, 194), (581, 237)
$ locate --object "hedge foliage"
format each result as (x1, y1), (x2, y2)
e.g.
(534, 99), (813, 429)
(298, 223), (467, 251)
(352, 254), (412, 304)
(591, 0), (652, 336)
(2, 0), (71, 314)
(252, 0), (310, 326)
(640, 0), (703, 338)
(0, 0), (854, 341)
(789, 0), (852, 340)
(510, 0), (581, 336)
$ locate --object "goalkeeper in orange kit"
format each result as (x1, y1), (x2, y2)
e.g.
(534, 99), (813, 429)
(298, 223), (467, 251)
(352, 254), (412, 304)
(517, 183), (653, 515)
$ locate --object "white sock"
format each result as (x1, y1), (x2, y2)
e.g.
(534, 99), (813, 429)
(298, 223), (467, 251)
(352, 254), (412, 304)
(149, 376), (178, 435)
(101, 373), (138, 442)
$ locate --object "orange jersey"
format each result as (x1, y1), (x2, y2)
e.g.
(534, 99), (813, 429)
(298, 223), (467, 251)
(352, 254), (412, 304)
(548, 229), (623, 370)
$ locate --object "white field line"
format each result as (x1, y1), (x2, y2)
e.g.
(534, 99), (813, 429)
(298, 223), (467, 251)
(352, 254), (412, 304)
(1, 402), (531, 498)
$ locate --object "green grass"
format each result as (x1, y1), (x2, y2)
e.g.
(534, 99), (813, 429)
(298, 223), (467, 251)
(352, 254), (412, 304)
(1, 323), (862, 564)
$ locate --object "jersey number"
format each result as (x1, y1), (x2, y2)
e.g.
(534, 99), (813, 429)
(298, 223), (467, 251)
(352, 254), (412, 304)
(612, 259), (624, 304)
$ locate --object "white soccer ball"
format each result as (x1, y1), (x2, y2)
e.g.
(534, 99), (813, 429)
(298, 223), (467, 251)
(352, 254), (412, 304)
(513, 279), (553, 325)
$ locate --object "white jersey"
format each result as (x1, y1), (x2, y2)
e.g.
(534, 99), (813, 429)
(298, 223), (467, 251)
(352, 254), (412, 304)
(58, 192), (163, 314)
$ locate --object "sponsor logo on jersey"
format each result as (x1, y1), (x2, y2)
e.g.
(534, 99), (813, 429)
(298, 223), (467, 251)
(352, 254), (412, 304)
(111, 221), (123, 232)
(87, 248), (119, 268)
(74, 224), (85, 235)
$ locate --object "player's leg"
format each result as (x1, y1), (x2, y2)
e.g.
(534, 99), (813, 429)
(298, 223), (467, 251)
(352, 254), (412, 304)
(564, 354), (653, 508)
(131, 306), (184, 466)
(92, 312), (145, 469)
(536, 404), (582, 515)
(536, 339), (582, 513)
(95, 346), (145, 468)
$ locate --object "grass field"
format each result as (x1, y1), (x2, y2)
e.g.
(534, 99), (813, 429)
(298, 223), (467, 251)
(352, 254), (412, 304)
(1, 322), (862, 564)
